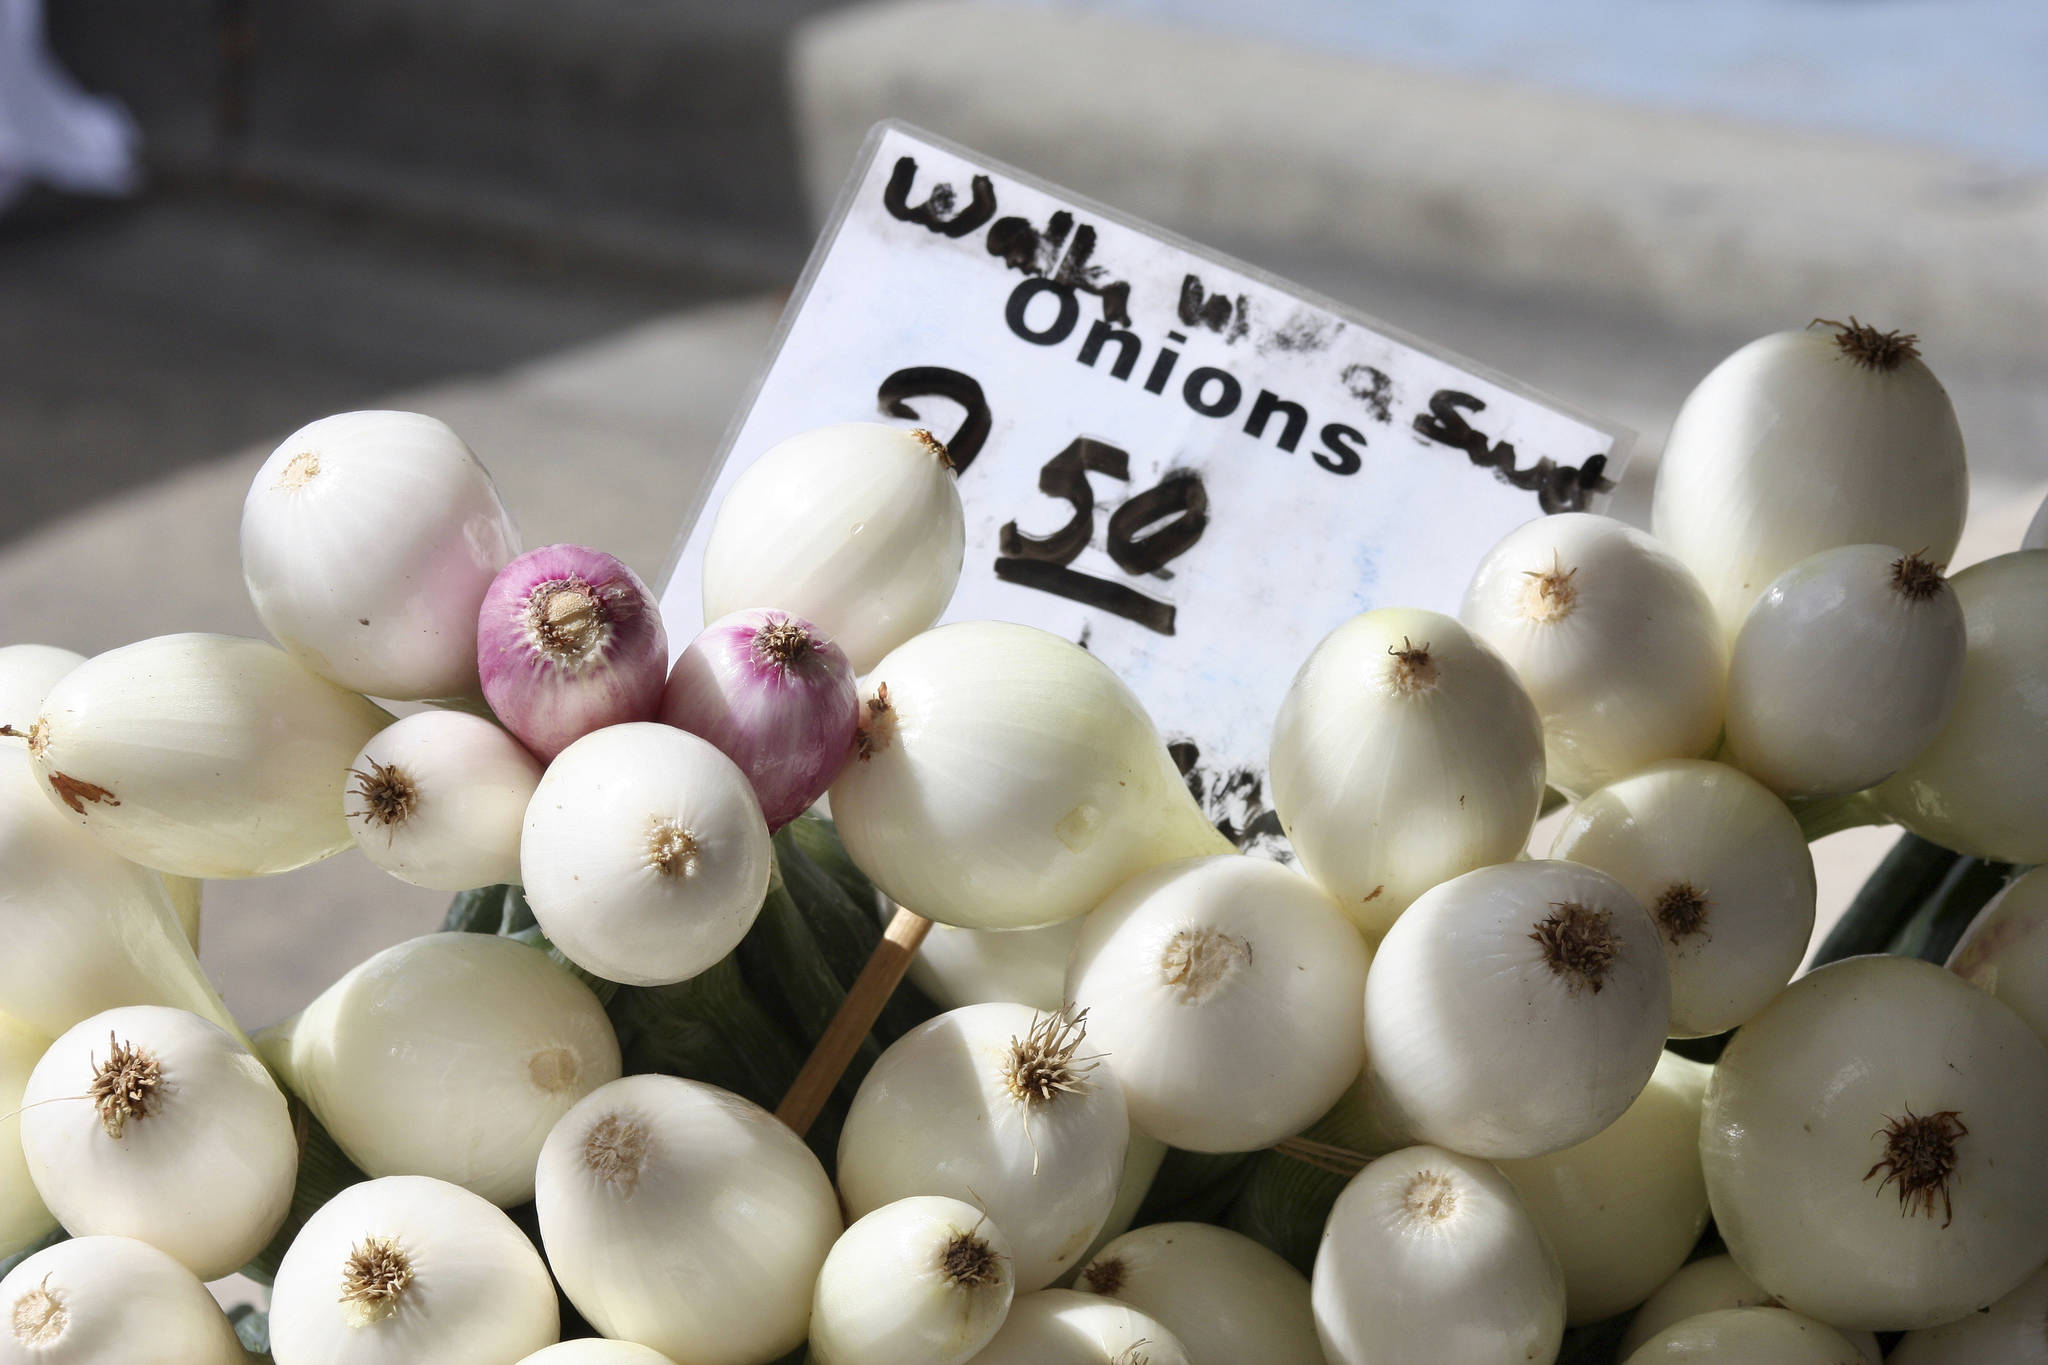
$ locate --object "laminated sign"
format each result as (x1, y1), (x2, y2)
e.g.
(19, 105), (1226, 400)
(663, 122), (1631, 851)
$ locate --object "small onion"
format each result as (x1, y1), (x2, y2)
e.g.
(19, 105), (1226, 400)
(0, 1235), (244, 1365)
(1622, 1307), (1866, 1364)
(1890, 1260), (2048, 1365)
(660, 609), (858, 831)
(1078, 1222), (1320, 1365)
(478, 544), (668, 763)
(810, 1196), (1016, 1365)
(963, 1290), (1190, 1365)
(1948, 866), (2048, 1048)
(344, 710), (543, 891)
(1620, 1256), (1880, 1365)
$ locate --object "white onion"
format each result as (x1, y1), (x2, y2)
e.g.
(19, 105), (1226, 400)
(963, 1290), (1189, 1365)
(1702, 954), (2048, 1330)
(241, 410), (520, 702)
(909, 911), (1083, 1013)
(1495, 1051), (1711, 1325)
(829, 623), (1230, 931)
(1622, 1307), (1866, 1364)
(1063, 854), (1368, 1152)
(1549, 760), (1814, 1037)
(1270, 608), (1545, 936)
(276, 933), (620, 1206)
(20, 1006), (295, 1280)
(810, 1196), (1016, 1365)
(1312, 1144), (1565, 1365)
(515, 1347), (678, 1365)
(1948, 866), (2048, 1047)
(1873, 550), (2048, 863)
(1460, 512), (1724, 797)
(0, 1011), (55, 1259)
(1619, 1256), (1880, 1365)
(838, 1002), (1129, 1291)
(23, 633), (390, 877)
(701, 422), (966, 675)
(1890, 1260), (2048, 1364)
(1724, 544), (1965, 799)
(521, 722), (772, 987)
(535, 1073), (840, 1365)
(1077, 1222), (1319, 1365)
(345, 710), (542, 890)
(0, 1235), (244, 1365)
(270, 1174), (559, 1365)
(1362, 859), (1670, 1158)
(0, 645), (83, 724)
(1651, 321), (1968, 635)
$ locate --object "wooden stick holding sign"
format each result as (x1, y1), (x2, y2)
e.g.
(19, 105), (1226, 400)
(775, 903), (934, 1137)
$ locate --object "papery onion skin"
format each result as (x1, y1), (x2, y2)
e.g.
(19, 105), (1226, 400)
(1078, 1221), (1320, 1365)
(478, 544), (668, 763)
(344, 710), (543, 890)
(1622, 1307), (1866, 1365)
(962, 1289), (1191, 1365)
(1619, 1256), (1880, 1365)
(1947, 866), (2048, 1049)
(0, 1235), (245, 1365)
(661, 609), (858, 831)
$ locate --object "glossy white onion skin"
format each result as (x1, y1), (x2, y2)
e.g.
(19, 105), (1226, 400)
(514, 1346), (679, 1365)
(270, 1175), (559, 1365)
(830, 622), (1230, 931)
(701, 422), (966, 675)
(1078, 1222), (1319, 1365)
(838, 1002), (1130, 1292)
(1948, 866), (2048, 1048)
(909, 912), (1083, 1013)
(1496, 1051), (1711, 1325)
(242, 410), (519, 702)
(810, 1196), (1016, 1365)
(1702, 956), (2048, 1331)
(1550, 760), (1814, 1038)
(1890, 1260), (2048, 1365)
(1873, 551), (2048, 863)
(284, 933), (621, 1206)
(0, 1235), (245, 1365)
(1271, 608), (1545, 936)
(535, 1074), (840, 1365)
(21, 1006), (295, 1281)
(26, 633), (391, 878)
(345, 710), (542, 890)
(1724, 544), (1965, 799)
(1460, 512), (1724, 798)
(1619, 1256), (1881, 1364)
(1064, 855), (1369, 1152)
(0, 1011), (56, 1259)
(962, 1290), (1190, 1365)
(1312, 1145), (1565, 1365)
(1364, 860), (1670, 1158)
(1622, 1307), (1866, 1364)
(521, 722), (772, 987)
(1651, 326), (1968, 636)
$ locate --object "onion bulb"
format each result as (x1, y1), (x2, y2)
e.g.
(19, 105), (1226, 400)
(1270, 608), (1545, 936)
(838, 1002), (1129, 1291)
(269, 1174), (558, 1365)
(1890, 1260), (2048, 1365)
(344, 710), (542, 890)
(1724, 545), (1965, 799)
(1872, 550), (2048, 863)
(810, 1196), (1016, 1365)
(275, 933), (621, 1206)
(241, 410), (520, 702)
(1362, 859), (1669, 1158)
(701, 422), (965, 674)
(22, 633), (390, 877)
(1063, 854), (1368, 1152)
(1622, 1307), (1866, 1364)
(1078, 1222), (1319, 1365)
(521, 722), (771, 987)
(534, 1074), (840, 1365)
(515, 1347), (678, 1365)
(963, 1290), (1189, 1365)
(1651, 321), (1968, 635)
(909, 912), (1083, 1013)
(1460, 512), (1724, 797)
(0, 1011), (55, 1259)
(1702, 954), (2048, 1330)
(1550, 760), (1814, 1037)
(0, 645), (82, 725)
(1948, 866), (2048, 1047)
(1312, 1145), (1565, 1365)
(0, 1235), (244, 1365)
(20, 1005), (295, 1280)
(829, 622), (1229, 931)
(1620, 1256), (1880, 1364)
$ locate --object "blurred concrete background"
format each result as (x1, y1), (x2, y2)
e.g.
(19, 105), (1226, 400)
(3, 0), (2045, 1033)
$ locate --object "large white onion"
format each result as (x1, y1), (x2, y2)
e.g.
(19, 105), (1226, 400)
(1650, 322), (1968, 635)
(1948, 866), (2048, 1048)
(810, 1195), (1016, 1365)
(1702, 955), (2048, 1330)
(701, 422), (965, 675)
(23, 633), (390, 877)
(0, 1235), (244, 1365)
(829, 623), (1229, 931)
(1460, 512), (1724, 797)
(963, 1290), (1189, 1365)
(241, 410), (520, 702)
(0, 1012), (54, 1259)
(1889, 1260), (2048, 1365)
(1619, 1256), (1880, 1364)
(1063, 854), (1368, 1152)
(1622, 1307), (1866, 1364)
(1271, 607), (1545, 936)
(1077, 1222), (1319, 1365)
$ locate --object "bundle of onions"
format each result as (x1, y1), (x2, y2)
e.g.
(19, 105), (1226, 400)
(809, 1196), (1016, 1365)
(343, 710), (543, 890)
(0, 1235), (246, 1365)
(1622, 1307), (1866, 1364)
(962, 1290), (1190, 1365)
(1619, 1257), (1880, 1365)
(1078, 1222), (1321, 1365)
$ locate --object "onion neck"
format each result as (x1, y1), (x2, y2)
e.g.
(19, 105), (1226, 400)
(340, 1237), (414, 1327)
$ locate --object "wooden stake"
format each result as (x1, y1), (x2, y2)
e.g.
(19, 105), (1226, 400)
(776, 904), (933, 1137)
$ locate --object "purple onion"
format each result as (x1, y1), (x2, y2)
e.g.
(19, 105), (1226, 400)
(477, 544), (667, 762)
(660, 609), (859, 831)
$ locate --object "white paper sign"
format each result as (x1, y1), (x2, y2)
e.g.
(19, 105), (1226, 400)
(663, 122), (1630, 850)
